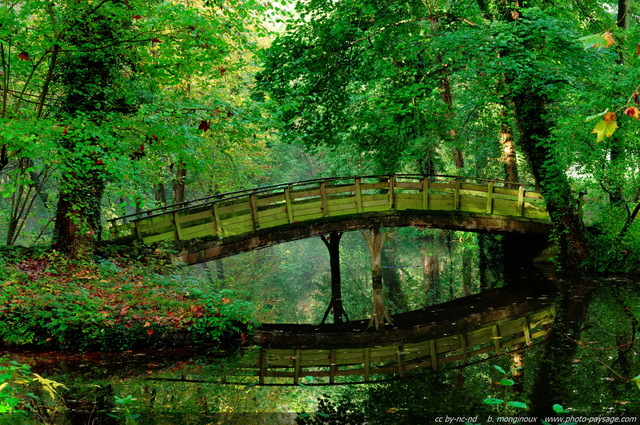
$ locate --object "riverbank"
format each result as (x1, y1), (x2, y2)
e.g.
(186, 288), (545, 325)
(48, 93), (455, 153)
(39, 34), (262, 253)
(0, 248), (256, 352)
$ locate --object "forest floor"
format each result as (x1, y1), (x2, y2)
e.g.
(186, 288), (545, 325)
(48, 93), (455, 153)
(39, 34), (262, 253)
(0, 246), (255, 352)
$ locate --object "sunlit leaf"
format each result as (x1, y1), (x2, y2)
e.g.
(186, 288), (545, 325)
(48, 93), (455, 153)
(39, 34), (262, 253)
(578, 33), (611, 49)
(493, 365), (507, 375)
(591, 118), (618, 143)
(553, 403), (569, 413)
(483, 398), (504, 405)
(499, 379), (515, 386)
(507, 401), (527, 409)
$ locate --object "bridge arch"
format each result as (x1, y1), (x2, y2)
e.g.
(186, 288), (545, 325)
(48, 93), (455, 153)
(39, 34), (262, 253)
(108, 175), (551, 264)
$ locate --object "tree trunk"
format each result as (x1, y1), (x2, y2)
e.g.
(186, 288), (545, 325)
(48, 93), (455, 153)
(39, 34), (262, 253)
(155, 182), (167, 206)
(511, 90), (590, 268)
(53, 167), (105, 259)
(320, 232), (348, 324)
(173, 163), (187, 204)
(499, 109), (519, 187)
(364, 227), (393, 330)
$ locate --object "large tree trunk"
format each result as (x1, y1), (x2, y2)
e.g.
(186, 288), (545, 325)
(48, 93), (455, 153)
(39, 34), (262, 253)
(53, 167), (105, 259)
(511, 90), (590, 268)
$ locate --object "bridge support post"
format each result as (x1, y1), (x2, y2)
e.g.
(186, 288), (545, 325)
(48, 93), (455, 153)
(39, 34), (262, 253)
(320, 232), (349, 324)
(364, 226), (393, 330)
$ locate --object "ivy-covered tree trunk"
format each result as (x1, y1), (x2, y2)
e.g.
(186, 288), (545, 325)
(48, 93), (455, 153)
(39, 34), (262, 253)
(511, 90), (590, 268)
(53, 168), (105, 259)
(51, 9), (131, 259)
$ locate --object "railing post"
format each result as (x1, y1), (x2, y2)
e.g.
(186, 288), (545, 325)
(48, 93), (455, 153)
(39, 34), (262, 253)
(460, 334), (468, 364)
(388, 175), (395, 210)
(396, 346), (404, 377)
(212, 202), (223, 238)
(259, 349), (266, 385)
(134, 221), (142, 242)
(355, 178), (363, 213)
(486, 181), (494, 214)
(517, 185), (525, 217)
(492, 325), (501, 354)
(523, 316), (531, 346)
(173, 212), (183, 240)
(284, 186), (294, 223)
(293, 349), (301, 385)
(330, 350), (337, 384)
(454, 176), (461, 210)
(430, 339), (438, 371)
(364, 348), (370, 382)
(249, 192), (260, 230)
(320, 181), (329, 217)
(422, 176), (429, 210)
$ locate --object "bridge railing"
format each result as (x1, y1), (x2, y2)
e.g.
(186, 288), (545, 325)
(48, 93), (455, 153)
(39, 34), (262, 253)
(223, 305), (555, 385)
(108, 175), (549, 245)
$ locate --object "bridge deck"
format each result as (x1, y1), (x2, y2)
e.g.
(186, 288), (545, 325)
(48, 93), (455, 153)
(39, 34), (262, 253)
(108, 175), (550, 251)
(226, 283), (557, 385)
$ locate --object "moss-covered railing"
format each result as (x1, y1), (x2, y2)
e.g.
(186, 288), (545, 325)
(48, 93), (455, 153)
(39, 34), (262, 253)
(226, 305), (555, 385)
(108, 175), (550, 245)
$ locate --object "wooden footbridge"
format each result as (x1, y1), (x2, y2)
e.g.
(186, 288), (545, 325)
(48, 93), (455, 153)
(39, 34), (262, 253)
(108, 175), (551, 264)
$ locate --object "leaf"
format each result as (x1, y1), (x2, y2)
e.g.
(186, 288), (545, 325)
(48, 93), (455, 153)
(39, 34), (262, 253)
(507, 401), (527, 409)
(499, 379), (515, 386)
(625, 107), (640, 119)
(32, 374), (68, 401)
(632, 374), (640, 390)
(316, 412), (330, 418)
(591, 118), (618, 143)
(553, 403), (569, 413)
(602, 31), (615, 47)
(198, 120), (211, 132)
(578, 34), (608, 49)
(483, 398), (504, 405)
(584, 109), (608, 122)
(493, 365), (507, 375)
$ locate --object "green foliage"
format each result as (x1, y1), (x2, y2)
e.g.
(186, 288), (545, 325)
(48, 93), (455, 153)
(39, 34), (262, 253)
(0, 253), (256, 350)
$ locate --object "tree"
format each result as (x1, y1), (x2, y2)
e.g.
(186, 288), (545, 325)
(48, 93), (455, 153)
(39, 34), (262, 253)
(0, 0), (270, 257)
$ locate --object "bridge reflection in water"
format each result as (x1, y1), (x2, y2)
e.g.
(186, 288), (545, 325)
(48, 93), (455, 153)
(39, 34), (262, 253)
(217, 282), (556, 386)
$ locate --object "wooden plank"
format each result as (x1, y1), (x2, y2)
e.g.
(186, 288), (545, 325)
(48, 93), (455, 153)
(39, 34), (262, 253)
(486, 181), (494, 214)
